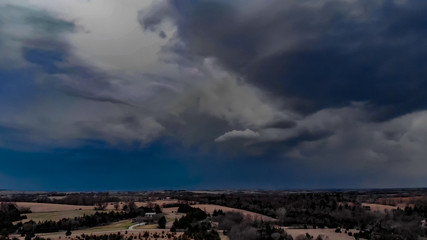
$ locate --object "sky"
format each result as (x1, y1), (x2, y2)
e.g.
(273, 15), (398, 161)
(1, 0), (427, 191)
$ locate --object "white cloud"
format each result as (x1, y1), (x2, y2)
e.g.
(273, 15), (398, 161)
(15, 0), (171, 73)
(215, 129), (260, 142)
(0, 2), (288, 147)
(169, 58), (294, 129)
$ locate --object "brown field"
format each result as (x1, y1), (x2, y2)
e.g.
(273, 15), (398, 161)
(15, 202), (93, 212)
(12, 202), (109, 223)
(149, 199), (181, 206)
(376, 196), (427, 205)
(362, 203), (398, 212)
(18, 210), (105, 223)
(104, 202), (142, 210)
(103, 199), (180, 210)
(193, 204), (276, 222)
(161, 206), (185, 228)
(362, 202), (415, 213)
(283, 227), (361, 240)
(162, 206), (179, 214)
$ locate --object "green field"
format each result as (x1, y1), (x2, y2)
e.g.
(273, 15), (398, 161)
(84, 220), (134, 231)
(133, 223), (158, 230)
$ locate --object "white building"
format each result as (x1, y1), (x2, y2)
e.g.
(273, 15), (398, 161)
(145, 212), (156, 218)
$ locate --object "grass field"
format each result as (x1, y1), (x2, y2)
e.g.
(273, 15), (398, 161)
(83, 219), (134, 231)
(132, 223), (158, 229)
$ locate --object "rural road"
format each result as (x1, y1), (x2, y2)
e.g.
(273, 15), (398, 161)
(128, 222), (146, 230)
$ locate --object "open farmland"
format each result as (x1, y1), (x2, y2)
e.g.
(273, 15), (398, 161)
(15, 202), (93, 212)
(2, 190), (427, 240)
(193, 204), (276, 222)
(361, 203), (398, 212)
(18, 209), (104, 223)
(102, 200), (180, 210)
(81, 219), (134, 231)
(283, 227), (361, 240)
(13, 202), (108, 223)
(159, 206), (185, 228)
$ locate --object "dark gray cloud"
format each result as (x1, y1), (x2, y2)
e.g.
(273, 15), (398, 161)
(141, 0), (427, 118)
(137, 0), (427, 179)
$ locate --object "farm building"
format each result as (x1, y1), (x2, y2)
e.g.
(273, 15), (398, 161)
(145, 212), (156, 218)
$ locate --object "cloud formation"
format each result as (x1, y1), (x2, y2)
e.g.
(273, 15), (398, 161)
(215, 129), (259, 142)
(1, 0), (427, 187)
(142, 0), (427, 117)
(138, 0), (427, 180)
(0, 1), (286, 149)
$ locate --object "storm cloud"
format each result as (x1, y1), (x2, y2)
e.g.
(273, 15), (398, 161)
(1, 0), (427, 188)
(142, 0), (427, 117)
(138, 0), (427, 178)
